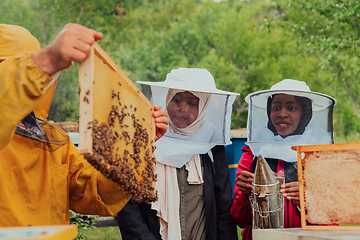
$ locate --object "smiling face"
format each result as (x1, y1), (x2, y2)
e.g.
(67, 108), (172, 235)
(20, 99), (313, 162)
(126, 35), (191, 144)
(167, 91), (199, 128)
(270, 94), (303, 138)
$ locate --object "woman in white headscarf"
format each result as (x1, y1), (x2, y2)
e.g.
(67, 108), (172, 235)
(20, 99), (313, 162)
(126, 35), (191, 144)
(230, 79), (336, 240)
(115, 68), (239, 240)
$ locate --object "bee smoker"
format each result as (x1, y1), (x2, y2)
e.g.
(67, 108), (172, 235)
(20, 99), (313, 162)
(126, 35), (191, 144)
(250, 155), (284, 229)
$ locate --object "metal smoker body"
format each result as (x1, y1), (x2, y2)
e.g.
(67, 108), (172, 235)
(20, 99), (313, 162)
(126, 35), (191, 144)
(250, 155), (284, 229)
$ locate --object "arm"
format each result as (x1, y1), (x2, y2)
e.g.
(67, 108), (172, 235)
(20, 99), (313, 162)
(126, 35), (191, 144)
(66, 140), (130, 216)
(230, 146), (254, 228)
(212, 145), (238, 240)
(0, 23), (102, 150)
(0, 55), (51, 149)
(115, 199), (160, 240)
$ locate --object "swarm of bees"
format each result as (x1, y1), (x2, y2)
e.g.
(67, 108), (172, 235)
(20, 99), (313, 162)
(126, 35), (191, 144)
(84, 87), (157, 203)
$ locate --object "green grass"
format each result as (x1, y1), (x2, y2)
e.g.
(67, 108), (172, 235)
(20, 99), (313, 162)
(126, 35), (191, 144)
(83, 227), (122, 240)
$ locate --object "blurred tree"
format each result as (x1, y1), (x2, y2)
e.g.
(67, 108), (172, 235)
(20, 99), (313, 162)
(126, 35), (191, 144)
(2, 0), (355, 141)
(278, 0), (360, 141)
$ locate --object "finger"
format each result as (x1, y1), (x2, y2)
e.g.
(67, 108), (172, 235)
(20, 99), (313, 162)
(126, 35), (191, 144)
(153, 111), (168, 120)
(281, 184), (299, 194)
(93, 31), (103, 41)
(241, 171), (254, 178)
(282, 182), (298, 188)
(153, 105), (161, 111)
(64, 23), (103, 42)
(155, 122), (168, 130)
(282, 190), (300, 199)
(64, 47), (89, 63)
(155, 118), (169, 129)
(285, 191), (300, 198)
(236, 179), (253, 191)
(286, 196), (300, 203)
(240, 172), (254, 183)
(285, 187), (300, 194)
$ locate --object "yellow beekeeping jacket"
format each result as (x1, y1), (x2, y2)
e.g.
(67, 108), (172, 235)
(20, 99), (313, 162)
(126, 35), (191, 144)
(0, 53), (129, 226)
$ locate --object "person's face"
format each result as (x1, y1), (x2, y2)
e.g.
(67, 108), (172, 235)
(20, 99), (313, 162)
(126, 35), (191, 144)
(167, 91), (199, 128)
(270, 94), (303, 137)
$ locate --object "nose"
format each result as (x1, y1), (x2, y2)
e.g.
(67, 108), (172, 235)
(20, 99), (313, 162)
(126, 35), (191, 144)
(278, 108), (289, 118)
(178, 102), (188, 112)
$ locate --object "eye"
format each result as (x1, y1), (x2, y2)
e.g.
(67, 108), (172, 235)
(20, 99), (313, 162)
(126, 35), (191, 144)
(171, 97), (182, 104)
(272, 106), (280, 111)
(188, 101), (198, 107)
(288, 107), (297, 111)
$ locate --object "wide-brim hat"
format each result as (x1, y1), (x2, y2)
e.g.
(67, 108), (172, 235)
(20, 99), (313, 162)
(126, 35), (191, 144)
(138, 67), (239, 96)
(245, 79), (336, 111)
(0, 24), (41, 60)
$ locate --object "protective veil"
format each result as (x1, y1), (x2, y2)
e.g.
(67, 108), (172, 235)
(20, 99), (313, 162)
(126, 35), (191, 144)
(138, 68), (239, 240)
(245, 79), (336, 162)
(138, 67), (239, 168)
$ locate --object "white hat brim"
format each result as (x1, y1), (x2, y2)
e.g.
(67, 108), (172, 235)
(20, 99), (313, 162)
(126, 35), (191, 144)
(137, 81), (239, 96)
(245, 89), (336, 111)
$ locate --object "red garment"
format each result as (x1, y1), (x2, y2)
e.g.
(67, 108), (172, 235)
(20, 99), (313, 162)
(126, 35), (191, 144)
(230, 146), (301, 240)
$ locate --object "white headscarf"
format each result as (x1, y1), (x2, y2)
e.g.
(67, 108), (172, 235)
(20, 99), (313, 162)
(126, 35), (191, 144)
(166, 89), (212, 136)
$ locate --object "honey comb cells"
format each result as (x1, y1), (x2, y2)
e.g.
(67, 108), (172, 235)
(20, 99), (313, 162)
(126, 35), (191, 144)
(293, 143), (360, 230)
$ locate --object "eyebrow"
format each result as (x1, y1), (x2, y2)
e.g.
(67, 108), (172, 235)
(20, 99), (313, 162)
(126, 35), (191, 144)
(189, 97), (199, 100)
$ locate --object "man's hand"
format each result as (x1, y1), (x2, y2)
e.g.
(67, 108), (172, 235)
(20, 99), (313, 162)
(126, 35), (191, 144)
(32, 23), (103, 76)
(153, 105), (169, 141)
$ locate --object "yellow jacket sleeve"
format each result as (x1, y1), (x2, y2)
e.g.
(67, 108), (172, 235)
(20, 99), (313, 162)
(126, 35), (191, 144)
(66, 139), (130, 215)
(0, 53), (51, 149)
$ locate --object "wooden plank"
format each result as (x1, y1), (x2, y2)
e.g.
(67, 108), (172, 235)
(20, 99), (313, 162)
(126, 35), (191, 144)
(0, 225), (77, 240)
(291, 142), (360, 152)
(78, 42), (157, 203)
(293, 143), (360, 230)
(78, 44), (94, 155)
(253, 228), (360, 240)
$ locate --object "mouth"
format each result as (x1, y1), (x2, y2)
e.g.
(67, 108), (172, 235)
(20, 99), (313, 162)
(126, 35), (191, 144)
(173, 114), (187, 123)
(276, 121), (291, 129)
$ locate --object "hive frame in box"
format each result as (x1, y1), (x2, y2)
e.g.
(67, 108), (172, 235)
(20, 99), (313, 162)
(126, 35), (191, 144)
(78, 42), (157, 203)
(292, 143), (360, 230)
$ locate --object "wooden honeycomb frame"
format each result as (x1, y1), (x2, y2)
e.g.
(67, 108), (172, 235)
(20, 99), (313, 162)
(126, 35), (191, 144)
(78, 42), (157, 203)
(292, 143), (360, 230)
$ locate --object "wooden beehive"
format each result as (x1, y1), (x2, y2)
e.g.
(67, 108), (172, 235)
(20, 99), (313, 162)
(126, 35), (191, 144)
(292, 143), (360, 230)
(78, 42), (157, 203)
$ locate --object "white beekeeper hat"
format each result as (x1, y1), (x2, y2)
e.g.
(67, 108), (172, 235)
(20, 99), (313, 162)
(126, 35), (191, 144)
(138, 68), (237, 95)
(245, 79), (336, 162)
(138, 67), (239, 167)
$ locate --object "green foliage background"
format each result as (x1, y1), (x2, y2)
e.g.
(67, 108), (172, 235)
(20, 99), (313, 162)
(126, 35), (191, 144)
(1, 0), (360, 143)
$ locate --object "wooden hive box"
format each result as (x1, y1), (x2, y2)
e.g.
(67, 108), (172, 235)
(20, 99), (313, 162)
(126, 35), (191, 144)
(292, 143), (360, 230)
(78, 42), (157, 203)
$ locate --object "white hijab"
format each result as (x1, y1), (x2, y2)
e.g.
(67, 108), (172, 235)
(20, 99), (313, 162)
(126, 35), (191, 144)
(155, 89), (216, 168)
(166, 89), (212, 136)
